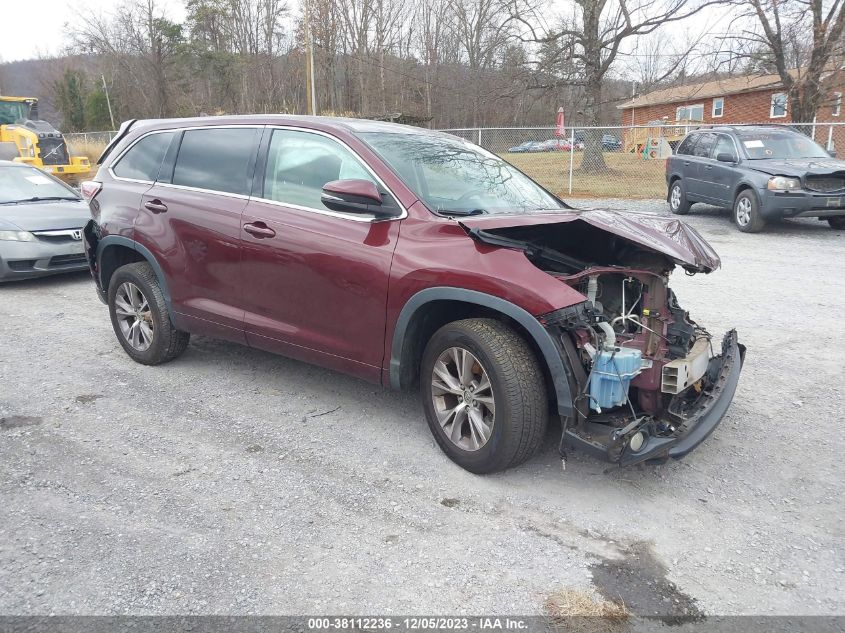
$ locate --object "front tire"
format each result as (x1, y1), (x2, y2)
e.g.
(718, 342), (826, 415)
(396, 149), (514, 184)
(828, 217), (845, 230)
(108, 262), (189, 365)
(420, 319), (548, 474)
(733, 189), (766, 233)
(668, 180), (690, 215)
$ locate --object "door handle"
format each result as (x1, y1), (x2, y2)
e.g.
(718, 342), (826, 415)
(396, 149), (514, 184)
(144, 199), (168, 213)
(705, 165), (713, 170)
(243, 222), (276, 238)
(683, 161), (690, 166)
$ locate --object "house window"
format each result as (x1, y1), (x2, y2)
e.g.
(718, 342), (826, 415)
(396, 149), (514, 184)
(770, 93), (787, 118)
(712, 97), (724, 118)
(676, 104), (704, 122)
(833, 92), (842, 117)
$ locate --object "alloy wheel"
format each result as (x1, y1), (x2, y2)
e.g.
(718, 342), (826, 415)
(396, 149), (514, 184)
(670, 184), (681, 210)
(114, 282), (154, 351)
(736, 197), (752, 226)
(430, 346), (495, 451)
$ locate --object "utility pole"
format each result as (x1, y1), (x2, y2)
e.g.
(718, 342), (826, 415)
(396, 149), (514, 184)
(304, 2), (317, 116)
(102, 74), (116, 129)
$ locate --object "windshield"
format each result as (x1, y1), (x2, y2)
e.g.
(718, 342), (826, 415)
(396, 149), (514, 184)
(737, 130), (830, 160)
(0, 165), (81, 204)
(359, 132), (563, 215)
(0, 101), (29, 125)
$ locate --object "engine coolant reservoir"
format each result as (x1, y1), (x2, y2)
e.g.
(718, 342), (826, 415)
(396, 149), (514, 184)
(589, 347), (644, 411)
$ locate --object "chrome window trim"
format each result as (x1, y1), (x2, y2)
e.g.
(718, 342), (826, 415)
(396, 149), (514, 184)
(155, 181), (252, 200)
(251, 125), (408, 223)
(107, 123), (408, 220)
(108, 125), (265, 187)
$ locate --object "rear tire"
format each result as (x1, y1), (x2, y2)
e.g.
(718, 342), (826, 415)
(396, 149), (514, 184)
(828, 217), (845, 230)
(108, 262), (189, 365)
(733, 190), (766, 233)
(420, 318), (548, 474)
(668, 180), (690, 215)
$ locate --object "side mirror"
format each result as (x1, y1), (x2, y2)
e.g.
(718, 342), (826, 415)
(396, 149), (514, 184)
(828, 150), (837, 158)
(321, 179), (395, 217)
(716, 152), (737, 163)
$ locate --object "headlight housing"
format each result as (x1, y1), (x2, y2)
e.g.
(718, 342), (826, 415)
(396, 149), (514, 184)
(767, 176), (801, 191)
(0, 230), (36, 242)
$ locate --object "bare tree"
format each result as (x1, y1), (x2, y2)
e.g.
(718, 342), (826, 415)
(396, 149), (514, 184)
(513, 0), (725, 170)
(732, 0), (845, 122)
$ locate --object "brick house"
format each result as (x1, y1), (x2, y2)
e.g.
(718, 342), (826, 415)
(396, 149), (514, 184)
(616, 70), (845, 151)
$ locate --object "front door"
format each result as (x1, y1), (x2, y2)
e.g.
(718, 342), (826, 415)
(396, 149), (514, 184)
(239, 128), (402, 382)
(702, 134), (739, 205)
(136, 126), (262, 341)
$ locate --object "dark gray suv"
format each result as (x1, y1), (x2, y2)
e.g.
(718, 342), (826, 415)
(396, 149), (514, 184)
(666, 125), (845, 232)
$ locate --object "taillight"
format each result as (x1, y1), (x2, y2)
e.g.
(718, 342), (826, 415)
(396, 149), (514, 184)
(80, 180), (102, 202)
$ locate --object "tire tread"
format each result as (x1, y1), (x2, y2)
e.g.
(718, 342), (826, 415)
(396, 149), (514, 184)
(423, 318), (548, 472)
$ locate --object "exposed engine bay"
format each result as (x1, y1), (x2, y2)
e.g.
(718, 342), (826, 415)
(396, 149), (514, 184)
(463, 216), (746, 466)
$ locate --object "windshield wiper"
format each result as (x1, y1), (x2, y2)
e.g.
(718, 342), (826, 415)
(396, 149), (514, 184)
(437, 208), (486, 217)
(2, 196), (81, 204)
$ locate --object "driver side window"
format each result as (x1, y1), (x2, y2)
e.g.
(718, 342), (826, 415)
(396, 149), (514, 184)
(712, 135), (735, 159)
(263, 130), (378, 212)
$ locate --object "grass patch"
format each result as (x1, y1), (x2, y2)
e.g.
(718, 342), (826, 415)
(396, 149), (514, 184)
(66, 140), (107, 162)
(502, 151), (667, 200)
(545, 587), (630, 632)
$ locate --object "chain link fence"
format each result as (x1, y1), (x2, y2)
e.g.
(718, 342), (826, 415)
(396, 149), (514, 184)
(62, 122), (845, 200)
(441, 122), (845, 200)
(63, 131), (119, 160)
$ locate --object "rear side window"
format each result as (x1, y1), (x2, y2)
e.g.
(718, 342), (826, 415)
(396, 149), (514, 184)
(692, 132), (716, 158)
(676, 135), (697, 155)
(172, 128), (259, 195)
(112, 132), (174, 181)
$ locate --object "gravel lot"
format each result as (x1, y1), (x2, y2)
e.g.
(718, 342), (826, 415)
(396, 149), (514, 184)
(1, 200), (843, 618)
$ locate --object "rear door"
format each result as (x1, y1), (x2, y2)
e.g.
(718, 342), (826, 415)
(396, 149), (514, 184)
(685, 132), (716, 199)
(239, 127), (403, 382)
(103, 131), (174, 240)
(136, 125), (262, 341)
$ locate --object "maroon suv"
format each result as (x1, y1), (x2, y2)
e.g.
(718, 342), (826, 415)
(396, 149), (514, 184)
(82, 116), (744, 473)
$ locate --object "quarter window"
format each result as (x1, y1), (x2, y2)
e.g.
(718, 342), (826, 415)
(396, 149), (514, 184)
(712, 97), (724, 118)
(770, 93), (788, 118)
(112, 132), (174, 181)
(262, 130), (379, 212)
(172, 127), (259, 195)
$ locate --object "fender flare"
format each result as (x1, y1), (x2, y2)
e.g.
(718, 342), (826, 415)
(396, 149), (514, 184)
(389, 287), (574, 417)
(96, 235), (176, 323)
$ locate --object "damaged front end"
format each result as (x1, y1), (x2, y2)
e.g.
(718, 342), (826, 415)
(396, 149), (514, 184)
(462, 210), (746, 467)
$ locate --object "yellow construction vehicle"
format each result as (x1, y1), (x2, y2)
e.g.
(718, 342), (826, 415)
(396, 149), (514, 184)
(0, 95), (91, 181)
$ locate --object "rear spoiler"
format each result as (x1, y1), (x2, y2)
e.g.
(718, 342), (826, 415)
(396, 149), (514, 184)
(97, 119), (137, 165)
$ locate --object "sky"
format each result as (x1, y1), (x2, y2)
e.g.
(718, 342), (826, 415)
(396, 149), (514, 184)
(1, 0), (737, 72)
(0, 0), (186, 63)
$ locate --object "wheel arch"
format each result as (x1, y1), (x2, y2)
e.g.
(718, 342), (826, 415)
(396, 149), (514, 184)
(97, 235), (176, 323)
(732, 181), (758, 202)
(389, 287), (574, 418)
(667, 175), (681, 200)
